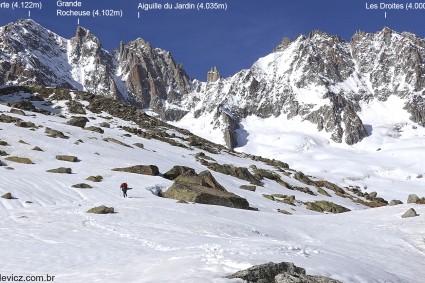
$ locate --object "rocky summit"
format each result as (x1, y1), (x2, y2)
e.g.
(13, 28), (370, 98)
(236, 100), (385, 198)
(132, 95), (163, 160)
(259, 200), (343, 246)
(1, 19), (425, 150)
(184, 29), (425, 147)
(0, 19), (190, 119)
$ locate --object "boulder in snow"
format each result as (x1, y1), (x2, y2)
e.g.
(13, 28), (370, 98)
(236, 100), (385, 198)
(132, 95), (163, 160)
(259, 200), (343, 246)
(56, 155), (78, 162)
(99, 122), (110, 128)
(86, 175), (103, 182)
(15, 121), (36, 128)
(10, 108), (26, 116)
(0, 114), (22, 123)
(66, 101), (86, 114)
(45, 127), (68, 139)
(402, 208), (418, 218)
(72, 183), (92, 189)
(389, 200), (403, 206)
(87, 205), (114, 214)
(240, 185), (256, 192)
(407, 194), (419, 204)
(5, 156), (33, 164)
(368, 191), (378, 198)
(47, 167), (72, 174)
(103, 137), (132, 148)
(84, 126), (104, 134)
(227, 261), (342, 283)
(1, 192), (13, 199)
(112, 165), (159, 176)
(164, 170), (250, 209)
(206, 162), (262, 186)
(306, 201), (350, 214)
(67, 116), (89, 128)
(0, 140), (10, 146)
(163, 165), (195, 180)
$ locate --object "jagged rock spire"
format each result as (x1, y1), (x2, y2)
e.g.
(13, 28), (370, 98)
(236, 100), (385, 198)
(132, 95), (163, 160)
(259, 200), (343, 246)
(207, 66), (220, 82)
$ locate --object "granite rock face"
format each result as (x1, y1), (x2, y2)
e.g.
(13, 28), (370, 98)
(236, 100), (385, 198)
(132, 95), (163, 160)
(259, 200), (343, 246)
(0, 20), (123, 100)
(118, 38), (191, 120)
(180, 28), (425, 147)
(163, 170), (250, 209)
(220, 111), (239, 150)
(0, 19), (74, 88)
(68, 26), (123, 100)
(207, 66), (220, 82)
(0, 19), (189, 119)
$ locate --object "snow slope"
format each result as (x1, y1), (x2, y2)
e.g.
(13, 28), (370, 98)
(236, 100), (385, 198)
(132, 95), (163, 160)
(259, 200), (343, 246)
(0, 92), (424, 282)
(174, 94), (425, 204)
(230, 97), (425, 203)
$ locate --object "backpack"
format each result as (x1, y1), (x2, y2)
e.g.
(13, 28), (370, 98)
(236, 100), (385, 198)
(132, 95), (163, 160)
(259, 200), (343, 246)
(121, 183), (128, 189)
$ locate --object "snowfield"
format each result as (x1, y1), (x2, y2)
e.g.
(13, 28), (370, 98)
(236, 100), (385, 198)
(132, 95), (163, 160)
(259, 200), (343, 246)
(174, 97), (425, 204)
(1, 94), (425, 283)
(3, 197), (425, 283)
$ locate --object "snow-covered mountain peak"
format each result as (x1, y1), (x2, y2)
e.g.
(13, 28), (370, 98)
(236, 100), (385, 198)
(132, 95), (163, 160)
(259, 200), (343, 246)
(74, 25), (99, 43)
(305, 29), (344, 43)
(175, 26), (425, 149)
(127, 38), (153, 51)
(67, 35), (120, 99)
(1, 18), (65, 49)
(69, 26), (106, 63)
(0, 19), (71, 87)
(0, 19), (192, 107)
(3, 18), (46, 33)
(1, 20), (425, 282)
(273, 37), (292, 52)
(1, 20), (425, 150)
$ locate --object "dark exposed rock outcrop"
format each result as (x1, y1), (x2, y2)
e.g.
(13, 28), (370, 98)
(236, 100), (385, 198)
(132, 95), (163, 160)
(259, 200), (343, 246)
(86, 175), (103, 182)
(1, 192), (14, 199)
(227, 261), (342, 283)
(72, 183), (92, 189)
(342, 106), (369, 145)
(45, 127), (68, 139)
(112, 165), (159, 176)
(220, 111), (239, 150)
(164, 170), (250, 209)
(163, 165), (196, 180)
(66, 100), (86, 114)
(67, 116), (89, 128)
(5, 156), (33, 164)
(306, 201), (350, 214)
(56, 155), (78, 162)
(87, 205), (114, 214)
(407, 194), (425, 204)
(47, 167), (72, 174)
(205, 162), (262, 186)
(118, 38), (190, 119)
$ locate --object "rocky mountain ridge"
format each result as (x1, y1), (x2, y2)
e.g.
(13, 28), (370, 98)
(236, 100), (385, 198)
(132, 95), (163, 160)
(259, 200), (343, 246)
(0, 19), (189, 117)
(182, 28), (425, 148)
(1, 19), (424, 149)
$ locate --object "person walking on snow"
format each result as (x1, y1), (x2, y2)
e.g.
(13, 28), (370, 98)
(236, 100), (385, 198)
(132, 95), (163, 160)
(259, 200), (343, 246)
(120, 182), (129, 198)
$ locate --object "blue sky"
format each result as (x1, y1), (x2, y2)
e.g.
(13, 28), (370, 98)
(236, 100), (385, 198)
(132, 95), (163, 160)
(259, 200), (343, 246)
(0, 0), (423, 80)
